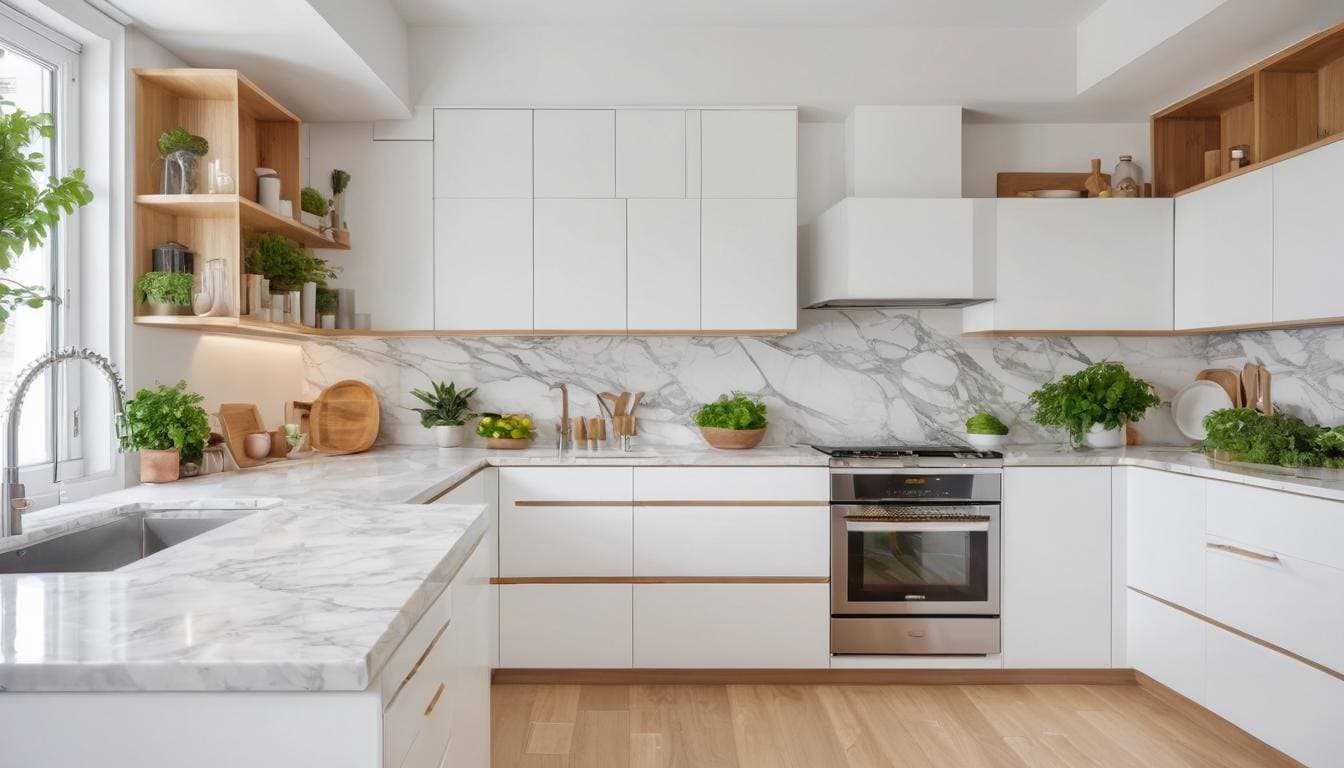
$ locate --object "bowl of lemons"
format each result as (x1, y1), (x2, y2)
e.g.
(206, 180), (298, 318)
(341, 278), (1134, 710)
(476, 413), (535, 449)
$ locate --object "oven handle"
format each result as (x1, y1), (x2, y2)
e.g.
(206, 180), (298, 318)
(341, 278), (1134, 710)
(846, 520), (990, 533)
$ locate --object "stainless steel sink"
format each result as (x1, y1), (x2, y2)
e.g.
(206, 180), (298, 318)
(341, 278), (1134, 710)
(0, 511), (246, 574)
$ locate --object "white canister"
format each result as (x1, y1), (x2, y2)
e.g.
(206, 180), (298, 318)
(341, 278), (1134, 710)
(301, 282), (317, 327)
(320, 314), (336, 329)
(256, 168), (281, 213)
(287, 289), (301, 325)
(1083, 423), (1126, 449)
(270, 294), (287, 324)
(336, 288), (355, 329)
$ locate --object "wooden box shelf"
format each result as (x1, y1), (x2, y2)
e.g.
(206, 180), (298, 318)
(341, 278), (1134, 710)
(1154, 20), (1344, 197)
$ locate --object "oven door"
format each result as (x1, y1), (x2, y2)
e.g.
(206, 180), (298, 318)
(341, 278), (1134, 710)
(831, 504), (1000, 616)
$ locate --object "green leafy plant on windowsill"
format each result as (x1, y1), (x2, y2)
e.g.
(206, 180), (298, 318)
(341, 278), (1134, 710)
(245, 233), (340, 292)
(410, 380), (477, 428)
(1028, 362), (1159, 443)
(135, 271), (194, 307)
(117, 380), (212, 463)
(300, 186), (329, 217)
(694, 392), (768, 430)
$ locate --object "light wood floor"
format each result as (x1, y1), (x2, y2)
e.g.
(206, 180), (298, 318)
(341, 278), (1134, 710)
(491, 683), (1298, 767)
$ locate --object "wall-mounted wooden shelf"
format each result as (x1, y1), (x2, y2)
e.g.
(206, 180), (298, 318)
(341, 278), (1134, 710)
(1153, 19), (1344, 196)
(132, 316), (792, 340)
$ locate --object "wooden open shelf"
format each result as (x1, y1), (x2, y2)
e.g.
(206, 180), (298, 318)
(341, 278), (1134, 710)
(131, 316), (793, 340)
(1154, 19), (1344, 196)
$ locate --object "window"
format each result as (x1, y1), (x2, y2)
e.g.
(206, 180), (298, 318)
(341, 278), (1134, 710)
(0, 8), (83, 510)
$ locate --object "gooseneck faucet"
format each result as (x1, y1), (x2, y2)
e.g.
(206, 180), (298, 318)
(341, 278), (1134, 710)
(2, 347), (126, 537)
(549, 382), (569, 454)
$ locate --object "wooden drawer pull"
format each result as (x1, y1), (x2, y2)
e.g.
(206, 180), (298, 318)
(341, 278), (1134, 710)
(424, 682), (446, 716)
(1206, 542), (1279, 562)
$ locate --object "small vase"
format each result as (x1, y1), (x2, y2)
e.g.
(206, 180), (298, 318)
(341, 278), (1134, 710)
(1083, 423), (1125, 449)
(287, 289), (302, 325)
(159, 150), (201, 194)
(139, 448), (181, 483)
(433, 425), (465, 448)
(320, 314), (336, 329)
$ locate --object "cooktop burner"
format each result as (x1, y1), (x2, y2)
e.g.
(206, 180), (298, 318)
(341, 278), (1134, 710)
(810, 444), (1001, 460)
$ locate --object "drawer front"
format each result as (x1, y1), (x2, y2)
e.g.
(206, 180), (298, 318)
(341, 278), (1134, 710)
(1205, 621), (1344, 768)
(501, 505), (633, 576)
(633, 467), (828, 501)
(633, 506), (827, 576)
(633, 584), (829, 668)
(1205, 480), (1344, 571)
(1205, 537), (1344, 675)
(1127, 590), (1205, 705)
(397, 676), (454, 768)
(380, 585), (452, 704)
(501, 467), (632, 504)
(384, 614), (457, 768)
(1126, 469), (1206, 611)
(499, 584), (633, 667)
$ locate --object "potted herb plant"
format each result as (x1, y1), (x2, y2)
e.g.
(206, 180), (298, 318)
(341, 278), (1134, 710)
(117, 380), (211, 483)
(965, 410), (1009, 451)
(410, 379), (477, 447)
(245, 233), (340, 293)
(300, 186), (329, 230)
(1029, 362), (1159, 448)
(157, 126), (209, 194)
(315, 288), (337, 328)
(694, 391), (768, 449)
(330, 168), (351, 231)
(134, 271), (194, 316)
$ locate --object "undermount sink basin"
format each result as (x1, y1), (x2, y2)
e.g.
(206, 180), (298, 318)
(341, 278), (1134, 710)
(0, 510), (247, 574)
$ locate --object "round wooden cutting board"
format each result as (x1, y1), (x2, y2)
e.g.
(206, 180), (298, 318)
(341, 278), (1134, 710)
(309, 380), (380, 455)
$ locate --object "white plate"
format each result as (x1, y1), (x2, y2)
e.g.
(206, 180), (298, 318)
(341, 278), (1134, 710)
(1031, 189), (1083, 198)
(1172, 380), (1234, 440)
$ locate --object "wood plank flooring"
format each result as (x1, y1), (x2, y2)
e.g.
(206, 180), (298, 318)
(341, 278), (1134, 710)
(491, 683), (1299, 767)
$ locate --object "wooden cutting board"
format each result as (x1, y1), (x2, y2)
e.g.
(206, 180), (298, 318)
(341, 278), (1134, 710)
(996, 171), (1111, 198)
(218, 403), (276, 468)
(309, 380), (380, 455)
(1196, 368), (1243, 408)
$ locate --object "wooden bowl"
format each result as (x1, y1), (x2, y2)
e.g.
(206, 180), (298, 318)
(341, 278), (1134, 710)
(486, 437), (533, 450)
(699, 427), (766, 450)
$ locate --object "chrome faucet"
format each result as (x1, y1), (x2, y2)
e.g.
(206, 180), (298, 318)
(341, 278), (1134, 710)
(549, 382), (569, 454)
(2, 347), (126, 537)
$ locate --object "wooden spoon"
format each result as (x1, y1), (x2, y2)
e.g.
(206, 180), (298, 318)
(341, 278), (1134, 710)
(1241, 363), (1259, 412)
(629, 391), (646, 418)
(614, 392), (632, 419)
(1258, 366), (1272, 415)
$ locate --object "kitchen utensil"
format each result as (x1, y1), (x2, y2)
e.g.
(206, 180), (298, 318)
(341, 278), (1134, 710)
(1084, 158), (1106, 197)
(614, 392), (632, 419)
(595, 394), (613, 419)
(629, 391), (645, 417)
(218, 403), (275, 468)
(1172, 380), (1234, 441)
(1195, 368), (1242, 408)
(268, 428), (290, 459)
(1241, 363), (1260, 413)
(571, 417), (587, 443)
(1258, 366), (1272, 415)
(309, 380), (380, 455)
(587, 418), (601, 449)
(285, 401), (313, 435)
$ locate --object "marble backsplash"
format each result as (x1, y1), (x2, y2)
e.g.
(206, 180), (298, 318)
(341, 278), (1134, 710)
(301, 310), (1344, 447)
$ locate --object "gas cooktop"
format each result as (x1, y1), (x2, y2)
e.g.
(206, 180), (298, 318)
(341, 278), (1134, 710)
(810, 444), (1001, 460)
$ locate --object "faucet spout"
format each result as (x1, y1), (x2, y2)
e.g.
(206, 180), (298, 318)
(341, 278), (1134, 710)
(2, 347), (126, 537)
(548, 382), (570, 437)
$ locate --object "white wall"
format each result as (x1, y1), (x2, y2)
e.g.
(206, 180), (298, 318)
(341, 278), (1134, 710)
(1076, 0), (1227, 93)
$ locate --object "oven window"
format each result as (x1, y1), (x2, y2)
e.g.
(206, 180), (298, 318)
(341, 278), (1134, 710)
(847, 529), (988, 602)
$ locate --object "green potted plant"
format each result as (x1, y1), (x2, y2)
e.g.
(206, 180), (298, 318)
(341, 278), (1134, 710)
(410, 379), (477, 447)
(475, 413), (535, 449)
(315, 288), (338, 328)
(156, 125), (209, 193)
(694, 391), (768, 449)
(134, 271), (194, 316)
(300, 186), (329, 229)
(1029, 362), (1159, 448)
(245, 233), (339, 292)
(117, 380), (211, 483)
(330, 168), (350, 232)
(965, 410), (1010, 451)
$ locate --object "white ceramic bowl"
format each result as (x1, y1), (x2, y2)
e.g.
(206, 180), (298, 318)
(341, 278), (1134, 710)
(966, 433), (1006, 451)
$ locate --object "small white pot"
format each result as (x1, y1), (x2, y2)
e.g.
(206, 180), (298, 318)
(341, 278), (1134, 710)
(433, 424), (465, 448)
(1083, 423), (1125, 449)
(966, 433), (1006, 451)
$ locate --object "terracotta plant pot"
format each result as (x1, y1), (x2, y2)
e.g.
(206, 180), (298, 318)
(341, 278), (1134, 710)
(699, 427), (766, 450)
(139, 448), (181, 483)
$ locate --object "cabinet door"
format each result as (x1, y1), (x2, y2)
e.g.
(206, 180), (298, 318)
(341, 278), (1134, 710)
(633, 506), (828, 577)
(633, 584), (828, 668)
(533, 109), (615, 198)
(499, 584), (633, 668)
(1174, 168), (1272, 330)
(533, 199), (626, 331)
(1001, 468), (1113, 668)
(433, 199), (532, 331)
(1127, 590), (1205, 704)
(616, 110), (686, 198)
(700, 109), (797, 198)
(1126, 469), (1206, 610)
(700, 198), (796, 331)
(626, 199), (699, 331)
(433, 109), (531, 198)
(1273, 138), (1344, 323)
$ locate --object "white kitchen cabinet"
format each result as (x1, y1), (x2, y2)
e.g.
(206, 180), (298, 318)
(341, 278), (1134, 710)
(534, 109), (615, 198)
(626, 198), (700, 331)
(433, 199), (532, 331)
(1126, 468), (1206, 611)
(633, 584), (828, 668)
(533, 199), (627, 331)
(633, 506), (828, 577)
(616, 110), (686, 198)
(444, 539), (492, 768)
(966, 200), (1174, 333)
(1127, 590), (1205, 704)
(501, 505), (633, 577)
(633, 467), (828, 501)
(1001, 468), (1113, 668)
(700, 109), (797, 198)
(433, 109), (531, 198)
(686, 110), (702, 197)
(500, 467), (632, 504)
(1173, 167), (1273, 330)
(431, 468), (499, 670)
(499, 584), (633, 668)
(1273, 138), (1344, 323)
(700, 198), (797, 331)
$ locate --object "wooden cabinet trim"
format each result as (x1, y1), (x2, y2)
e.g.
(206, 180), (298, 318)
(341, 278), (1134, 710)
(492, 576), (828, 585)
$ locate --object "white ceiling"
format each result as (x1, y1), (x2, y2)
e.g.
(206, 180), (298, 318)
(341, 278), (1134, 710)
(392, 0), (1106, 28)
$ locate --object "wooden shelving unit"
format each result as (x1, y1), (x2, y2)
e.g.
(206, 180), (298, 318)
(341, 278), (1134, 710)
(1153, 20), (1344, 196)
(132, 68), (346, 330)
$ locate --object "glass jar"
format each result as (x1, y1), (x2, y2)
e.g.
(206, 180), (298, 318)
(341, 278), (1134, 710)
(1110, 155), (1143, 198)
(159, 150), (201, 194)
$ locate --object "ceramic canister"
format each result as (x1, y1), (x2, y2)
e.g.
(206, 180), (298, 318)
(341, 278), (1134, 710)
(243, 432), (271, 460)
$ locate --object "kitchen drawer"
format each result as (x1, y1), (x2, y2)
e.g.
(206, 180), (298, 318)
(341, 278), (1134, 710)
(499, 584), (633, 667)
(1206, 620), (1344, 767)
(501, 505), (632, 576)
(1205, 480), (1344, 571)
(632, 467), (827, 502)
(633, 505), (827, 576)
(396, 672), (454, 768)
(1127, 590), (1205, 705)
(1126, 468), (1206, 611)
(384, 610), (457, 768)
(1205, 535), (1344, 675)
(379, 585), (452, 705)
(633, 584), (828, 668)
(500, 467), (632, 504)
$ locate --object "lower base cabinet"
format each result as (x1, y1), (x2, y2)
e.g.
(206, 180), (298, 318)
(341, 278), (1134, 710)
(633, 584), (828, 668)
(1127, 590), (1205, 704)
(499, 584), (634, 668)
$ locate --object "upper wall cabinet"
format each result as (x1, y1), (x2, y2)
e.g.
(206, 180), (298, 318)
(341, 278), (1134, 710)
(534, 199), (627, 331)
(701, 109), (797, 198)
(434, 198), (533, 332)
(534, 110), (616, 198)
(627, 199), (700, 331)
(702, 198), (797, 331)
(616, 110), (687, 198)
(1272, 138), (1344, 324)
(434, 109), (532, 198)
(1174, 167), (1273, 331)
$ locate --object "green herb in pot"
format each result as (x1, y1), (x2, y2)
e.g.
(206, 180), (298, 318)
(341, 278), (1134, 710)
(1199, 408), (1343, 468)
(694, 392), (767, 430)
(966, 411), (1009, 436)
(410, 380), (477, 428)
(156, 126), (209, 157)
(135, 271), (194, 307)
(1029, 362), (1159, 443)
(117, 380), (212, 463)
(301, 186), (329, 217)
(245, 233), (340, 292)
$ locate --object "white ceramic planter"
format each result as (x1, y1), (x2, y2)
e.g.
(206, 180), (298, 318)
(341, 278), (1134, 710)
(1083, 423), (1125, 449)
(433, 424), (465, 448)
(966, 433), (1006, 451)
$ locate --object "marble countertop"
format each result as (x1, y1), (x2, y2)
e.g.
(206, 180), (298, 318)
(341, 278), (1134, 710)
(0, 443), (829, 693)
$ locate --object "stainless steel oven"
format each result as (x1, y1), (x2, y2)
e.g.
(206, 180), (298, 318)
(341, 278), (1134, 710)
(815, 448), (1003, 656)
